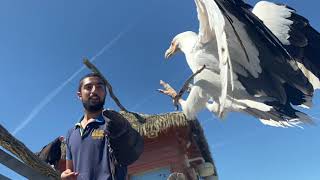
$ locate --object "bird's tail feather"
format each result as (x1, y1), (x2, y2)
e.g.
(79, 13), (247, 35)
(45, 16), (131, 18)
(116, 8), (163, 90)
(243, 101), (314, 128)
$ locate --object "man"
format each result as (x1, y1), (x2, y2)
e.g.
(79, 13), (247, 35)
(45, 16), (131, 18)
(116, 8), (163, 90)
(61, 73), (144, 180)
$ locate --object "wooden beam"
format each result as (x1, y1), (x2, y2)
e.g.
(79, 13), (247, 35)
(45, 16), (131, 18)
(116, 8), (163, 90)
(0, 124), (59, 179)
(0, 148), (50, 180)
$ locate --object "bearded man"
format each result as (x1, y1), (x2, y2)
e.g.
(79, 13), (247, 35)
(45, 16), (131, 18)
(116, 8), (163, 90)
(61, 73), (143, 180)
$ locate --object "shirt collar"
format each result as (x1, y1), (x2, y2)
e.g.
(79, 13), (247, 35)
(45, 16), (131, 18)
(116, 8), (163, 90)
(75, 113), (105, 128)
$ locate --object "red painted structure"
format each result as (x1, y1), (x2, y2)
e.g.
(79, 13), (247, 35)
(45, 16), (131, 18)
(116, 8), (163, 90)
(128, 126), (209, 179)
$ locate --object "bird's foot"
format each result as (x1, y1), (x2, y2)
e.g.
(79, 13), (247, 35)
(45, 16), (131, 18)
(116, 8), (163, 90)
(158, 80), (181, 110)
(158, 80), (178, 98)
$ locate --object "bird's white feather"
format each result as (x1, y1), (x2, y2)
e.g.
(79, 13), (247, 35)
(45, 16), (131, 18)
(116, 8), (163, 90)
(196, 0), (233, 116)
(259, 118), (302, 128)
(252, 1), (294, 45)
(296, 62), (320, 89)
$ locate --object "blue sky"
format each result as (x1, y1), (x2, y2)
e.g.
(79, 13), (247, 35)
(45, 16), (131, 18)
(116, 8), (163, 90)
(0, 0), (319, 179)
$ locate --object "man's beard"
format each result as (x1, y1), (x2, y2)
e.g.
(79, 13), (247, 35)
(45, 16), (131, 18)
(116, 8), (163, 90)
(82, 97), (105, 113)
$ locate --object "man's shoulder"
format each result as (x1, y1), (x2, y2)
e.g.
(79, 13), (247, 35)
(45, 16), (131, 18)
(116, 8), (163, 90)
(67, 126), (77, 133)
(65, 126), (77, 141)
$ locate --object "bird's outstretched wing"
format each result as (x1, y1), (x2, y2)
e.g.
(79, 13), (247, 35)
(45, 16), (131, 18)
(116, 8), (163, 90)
(195, 0), (233, 116)
(252, 1), (320, 90)
(198, 0), (314, 107)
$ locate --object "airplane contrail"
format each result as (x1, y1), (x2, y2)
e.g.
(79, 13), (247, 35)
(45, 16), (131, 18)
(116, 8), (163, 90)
(12, 26), (132, 135)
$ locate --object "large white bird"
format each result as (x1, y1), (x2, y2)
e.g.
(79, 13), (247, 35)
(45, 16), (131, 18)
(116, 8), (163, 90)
(162, 0), (319, 127)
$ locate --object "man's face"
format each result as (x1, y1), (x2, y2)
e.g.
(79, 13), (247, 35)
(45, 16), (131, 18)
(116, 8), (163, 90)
(77, 76), (106, 112)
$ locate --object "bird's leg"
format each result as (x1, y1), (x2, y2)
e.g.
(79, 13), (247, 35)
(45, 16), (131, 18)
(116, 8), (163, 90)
(176, 65), (206, 97)
(158, 65), (206, 110)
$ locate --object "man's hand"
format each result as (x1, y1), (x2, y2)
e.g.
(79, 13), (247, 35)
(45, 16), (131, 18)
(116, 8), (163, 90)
(61, 169), (79, 180)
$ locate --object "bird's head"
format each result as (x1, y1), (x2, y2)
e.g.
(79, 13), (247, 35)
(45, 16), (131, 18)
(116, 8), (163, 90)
(165, 31), (198, 59)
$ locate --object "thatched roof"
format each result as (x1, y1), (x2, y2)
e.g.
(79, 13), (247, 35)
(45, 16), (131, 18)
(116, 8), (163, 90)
(119, 111), (189, 137)
(118, 111), (214, 164)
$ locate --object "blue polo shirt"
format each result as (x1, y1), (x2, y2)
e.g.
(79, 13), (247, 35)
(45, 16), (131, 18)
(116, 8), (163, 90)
(66, 114), (112, 180)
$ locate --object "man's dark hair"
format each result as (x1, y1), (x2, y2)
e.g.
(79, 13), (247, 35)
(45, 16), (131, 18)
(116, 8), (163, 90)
(78, 73), (106, 92)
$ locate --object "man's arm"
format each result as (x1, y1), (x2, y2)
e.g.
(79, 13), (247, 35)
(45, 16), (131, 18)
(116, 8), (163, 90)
(103, 110), (144, 166)
(65, 160), (73, 171)
(61, 130), (79, 180)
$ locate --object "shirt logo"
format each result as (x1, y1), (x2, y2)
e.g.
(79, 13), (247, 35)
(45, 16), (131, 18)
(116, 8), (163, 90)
(91, 129), (105, 140)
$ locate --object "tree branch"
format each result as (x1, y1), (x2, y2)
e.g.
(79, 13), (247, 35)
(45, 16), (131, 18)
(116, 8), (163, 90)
(83, 59), (128, 112)
(176, 65), (206, 99)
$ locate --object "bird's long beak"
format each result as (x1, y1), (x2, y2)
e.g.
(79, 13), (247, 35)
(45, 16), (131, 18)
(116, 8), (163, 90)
(165, 43), (178, 59)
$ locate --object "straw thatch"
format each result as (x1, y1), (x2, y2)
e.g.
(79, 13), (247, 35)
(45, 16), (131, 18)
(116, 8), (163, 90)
(119, 111), (188, 137)
(118, 111), (214, 164)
